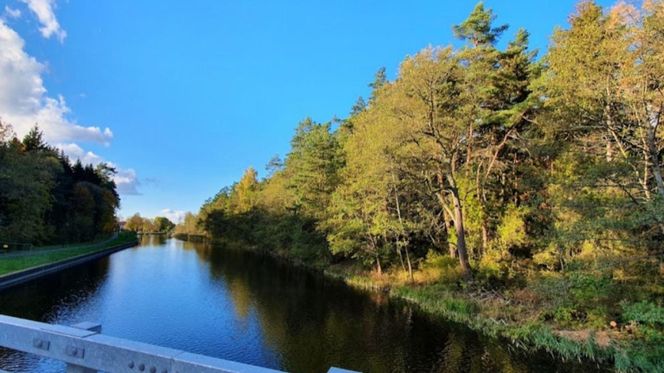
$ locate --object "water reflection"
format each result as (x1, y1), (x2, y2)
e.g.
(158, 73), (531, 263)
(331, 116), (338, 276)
(193, 243), (545, 373)
(0, 238), (600, 372)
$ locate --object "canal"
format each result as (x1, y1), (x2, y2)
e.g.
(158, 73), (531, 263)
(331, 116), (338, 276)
(0, 236), (599, 372)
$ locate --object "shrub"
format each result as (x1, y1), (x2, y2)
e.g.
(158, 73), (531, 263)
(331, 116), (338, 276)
(476, 249), (507, 285)
(622, 301), (664, 327)
(419, 252), (462, 284)
(497, 204), (529, 249)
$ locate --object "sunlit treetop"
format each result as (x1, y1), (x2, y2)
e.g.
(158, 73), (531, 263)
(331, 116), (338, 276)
(453, 2), (508, 46)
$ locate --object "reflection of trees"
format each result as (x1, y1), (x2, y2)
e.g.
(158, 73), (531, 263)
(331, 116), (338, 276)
(187, 242), (474, 372)
(0, 259), (110, 321)
(183, 241), (255, 320)
(227, 277), (253, 320)
(139, 234), (167, 247)
(0, 239), (597, 372)
(186, 241), (596, 373)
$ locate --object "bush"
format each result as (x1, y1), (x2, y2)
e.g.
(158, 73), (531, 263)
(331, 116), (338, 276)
(497, 204), (529, 249)
(622, 301), (664, 327)
(419, 252), (462, 284)
(568, 272), (613, 306)
(533, 244), (559, 270)
(476, 249), (508, 285)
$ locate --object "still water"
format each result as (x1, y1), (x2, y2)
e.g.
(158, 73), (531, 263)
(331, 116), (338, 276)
(0, 237), (599, 372)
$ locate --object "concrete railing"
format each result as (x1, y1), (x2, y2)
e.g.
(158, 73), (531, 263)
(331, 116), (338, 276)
(0, 314), (359, 373)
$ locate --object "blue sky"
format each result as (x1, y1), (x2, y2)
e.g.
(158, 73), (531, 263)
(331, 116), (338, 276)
(0, 0), (614, 222)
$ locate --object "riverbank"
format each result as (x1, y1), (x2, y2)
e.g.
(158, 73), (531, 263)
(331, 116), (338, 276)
(199, 237), (661, 372)
(0, 232), (138, 290)
(326, 265), (662, 373)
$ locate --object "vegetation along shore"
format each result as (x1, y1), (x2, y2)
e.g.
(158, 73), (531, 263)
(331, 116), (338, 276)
(175, 2), (664, 371)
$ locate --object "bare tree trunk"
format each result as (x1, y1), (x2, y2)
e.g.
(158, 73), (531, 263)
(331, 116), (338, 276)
(392, 175), (413, 282)
(643, 149), (652, 201)
(476, 176), (488, 258)
(369, 235), (382, 275)
(367, 234), (383, 276)
(405, 246), (414, 283)
(395, 238), (406, 271)
(448, 176), (472, 280)
(481, 220), (489, 257)
(647, 127), (664, 198)
(558, 246), (565, 271)
(443, 209), (457, 258)
(644, 104), (664, 198)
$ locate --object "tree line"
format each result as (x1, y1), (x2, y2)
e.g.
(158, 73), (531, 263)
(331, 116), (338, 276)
(0, 124), (120, 245)
(123, 213), (175, 234)
(179, 6), (664, 365)
(181, 1), (663, 282)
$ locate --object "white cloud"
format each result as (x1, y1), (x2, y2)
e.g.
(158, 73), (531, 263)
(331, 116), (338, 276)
(0, 8), (139, 197)
(55, 143), (141, 196)
(0, 20), (113, 144)
(55, 142), (103, 165)
(4, 6), (21, 19)
(160, 209), (186, 224)
(114, 168), (140, 195)
(21, 0), (66, 42)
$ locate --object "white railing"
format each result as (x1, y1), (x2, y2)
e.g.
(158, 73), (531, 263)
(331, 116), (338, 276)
(0, 314), (359, 373)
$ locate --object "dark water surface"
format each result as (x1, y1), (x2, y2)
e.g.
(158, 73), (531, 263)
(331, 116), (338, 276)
(0, 237), (601, 372)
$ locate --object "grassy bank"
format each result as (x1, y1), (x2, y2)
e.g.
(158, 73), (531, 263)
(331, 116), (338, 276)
(322, 262), (663, 373)
(0, 231), (137, 276)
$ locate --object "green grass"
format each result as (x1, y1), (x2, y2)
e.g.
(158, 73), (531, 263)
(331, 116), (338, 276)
(323, 268), (662, 372)
(394, 282), (662, 371)
(0, 232), (137, 276)
(392, 285), (610, 362)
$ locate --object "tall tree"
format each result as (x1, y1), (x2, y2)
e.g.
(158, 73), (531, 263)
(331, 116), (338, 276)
(453, 2), (508, 46)
(540, 0), (664, 258)
(22, 125), (49, 152)
(233, 167), (259, 213)
(395, 48), (474, 278)
(154, 216), (175, 233)
(286, 118), (343, 221)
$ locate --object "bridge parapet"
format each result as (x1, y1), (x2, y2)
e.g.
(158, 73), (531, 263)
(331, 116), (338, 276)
(0, 314), (359, 373)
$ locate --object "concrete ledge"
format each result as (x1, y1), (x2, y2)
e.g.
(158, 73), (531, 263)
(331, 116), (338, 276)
(0, 314), (288, 372)
(0, 240), (138, 292)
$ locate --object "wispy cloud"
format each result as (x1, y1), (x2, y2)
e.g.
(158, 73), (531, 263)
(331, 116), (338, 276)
(21, 0), (66, 42)
(114, 168), (141, 195)
(3, 6), (21, 19)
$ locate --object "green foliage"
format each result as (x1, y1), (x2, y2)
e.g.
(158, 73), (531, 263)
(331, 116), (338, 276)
(421, 252), (464, 284)
(497, 204), (528, 249)
(0, 124), (120, 244)
(233, 167), (259, 213)
(181, 3), (664, 370)
(567, 272), (614, 307)
(617, 302), (664, 372)
(124, 214), (176, 234)
(286, 118), (343, 221)
(622, 301), (664, 327)
(453, 2), (508, 46)
(173, 212), (205, 238)
(153, 216), (176, 233)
